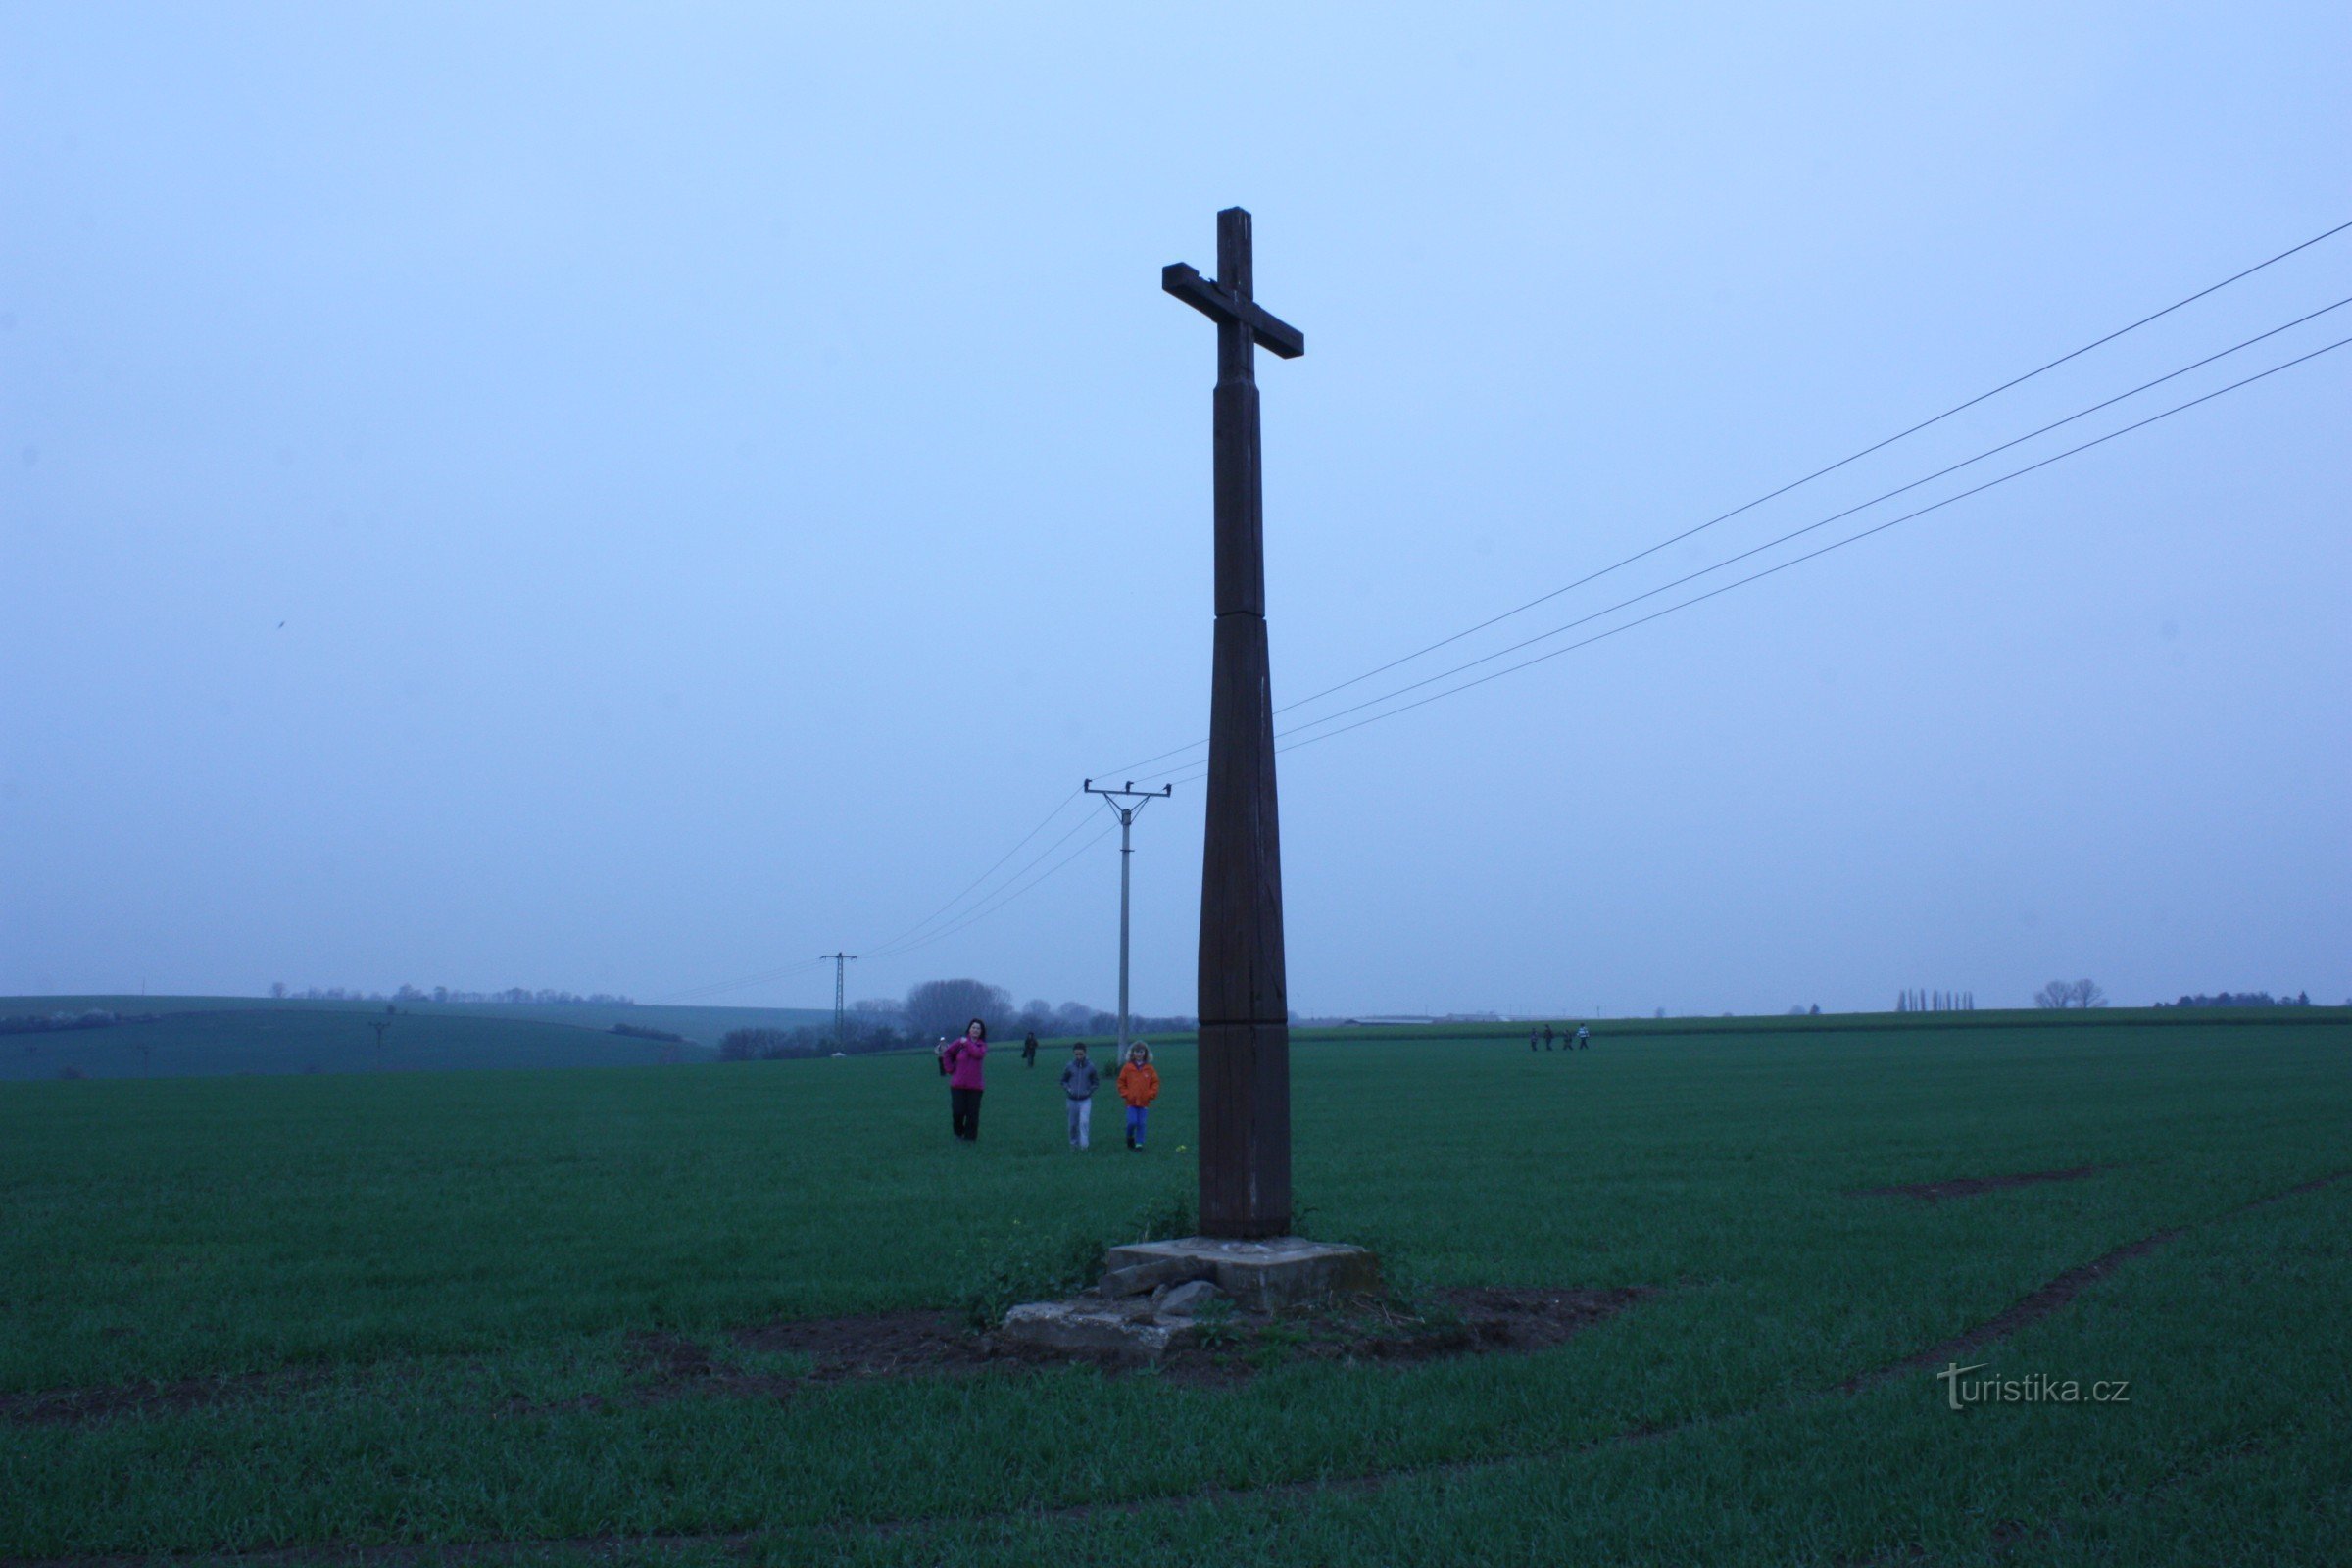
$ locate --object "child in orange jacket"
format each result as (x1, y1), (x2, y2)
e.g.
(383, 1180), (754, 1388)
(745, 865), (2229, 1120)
(1116, 1042), (1159, 1152)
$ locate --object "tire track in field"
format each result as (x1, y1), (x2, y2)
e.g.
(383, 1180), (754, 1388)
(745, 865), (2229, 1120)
(9, 1168), (2343, 1568)
(1844, 1167), (2344, 1393)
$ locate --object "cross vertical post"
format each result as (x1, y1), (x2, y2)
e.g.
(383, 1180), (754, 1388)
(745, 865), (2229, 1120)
(1163, 207), (1304, 1239)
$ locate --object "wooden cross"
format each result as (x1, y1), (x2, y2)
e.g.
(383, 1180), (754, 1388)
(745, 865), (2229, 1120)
(1164, 208), (1301, 1239)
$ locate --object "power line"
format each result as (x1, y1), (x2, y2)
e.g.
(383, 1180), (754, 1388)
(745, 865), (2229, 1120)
(1096, 215), (2352, 780)
(1259, 332), (2352, 758)
(874, 292), (2352, 966)
(658, 954), (832, 1004)
(1234, 300), (2352, 758)
(863, 803), (1108, 960)
(682, 220), (2352, 998)
(684, 306), (2342, 995)
(874, 818), (1122, 960)
(664, 789), (1100, 1001)
(858, 788), (1087, 956)
(1272, 215), (2352, 714)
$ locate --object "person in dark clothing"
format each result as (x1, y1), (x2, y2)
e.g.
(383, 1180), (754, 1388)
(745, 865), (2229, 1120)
(1022, 1031), (1039, 1066)
(1543, 1023), (1556, 1051)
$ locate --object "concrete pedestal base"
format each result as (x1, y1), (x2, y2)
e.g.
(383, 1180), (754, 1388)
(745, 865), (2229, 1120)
(1101, 1235), (1379, 1313)
(998, 1237), (1380, 1362)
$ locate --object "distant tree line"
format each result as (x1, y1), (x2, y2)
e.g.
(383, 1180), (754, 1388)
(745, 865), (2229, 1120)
(0, 1009), (155, 1037)
(271, 983), (637, 1005)
(2163, 991), (2315, 1008)
(609, 1022), (687, 1043)
(1896, 990), (1974, 1012)
(715, 977), (1193, 1063)
(718, 1020), (906, 1061)
(883, 979), (1189, 1044)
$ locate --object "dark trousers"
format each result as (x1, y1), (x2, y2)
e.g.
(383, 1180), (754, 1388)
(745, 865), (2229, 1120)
(950, 1087), (983, 1141)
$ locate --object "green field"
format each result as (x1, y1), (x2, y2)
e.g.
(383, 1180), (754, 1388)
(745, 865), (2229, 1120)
(3, 1014), (2348, 1564)
(0, 997), (842, 1081)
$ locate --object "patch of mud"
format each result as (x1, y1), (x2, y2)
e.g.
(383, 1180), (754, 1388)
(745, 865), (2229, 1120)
(1201, 1285), (1650, 1370)
(1850, 1168), (2348, 1392)
(1853, 1165), (2106, 1202)
(0, 1369), (315, 1428)
(1046, 1285), (1652, 1388)
(730, 1310), (1006, 1380)
(6, 1289), (1642, 1431)
(2238, 1169), (2348, 1210)
(615, 1286), (1652, 1400)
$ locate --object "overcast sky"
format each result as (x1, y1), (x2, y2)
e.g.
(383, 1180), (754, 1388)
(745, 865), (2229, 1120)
(4, 3), (2347, 1017)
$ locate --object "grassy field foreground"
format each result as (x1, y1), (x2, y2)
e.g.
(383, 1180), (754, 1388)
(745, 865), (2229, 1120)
(2, 1017), (2347, 1564)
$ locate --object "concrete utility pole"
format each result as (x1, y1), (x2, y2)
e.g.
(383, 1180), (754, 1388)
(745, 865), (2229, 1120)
(819, 953), (856, 1049)
(1084, 779), (1172, 1060)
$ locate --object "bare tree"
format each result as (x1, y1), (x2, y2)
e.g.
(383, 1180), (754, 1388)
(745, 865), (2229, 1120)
(903, 979), (1013, 1042)
(718, 1027), (792, 1060)
(2035, 978), (2107, 1008)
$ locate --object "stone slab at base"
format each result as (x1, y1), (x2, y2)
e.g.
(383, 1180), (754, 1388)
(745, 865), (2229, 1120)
(1101, 1236), (1380, 1313)
(999, 1299), (1193, 1361)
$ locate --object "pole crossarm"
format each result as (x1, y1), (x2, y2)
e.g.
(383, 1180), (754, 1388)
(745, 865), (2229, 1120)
(1159, 264), (1305, 359)
(1083, 778), (1175, 813)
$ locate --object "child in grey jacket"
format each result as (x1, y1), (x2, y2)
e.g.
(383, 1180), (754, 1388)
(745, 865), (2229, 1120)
(1060, 1044), (1100, 1151)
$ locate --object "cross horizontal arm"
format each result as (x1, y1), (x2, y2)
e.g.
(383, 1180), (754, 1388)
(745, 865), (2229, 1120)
(1245, 303), (1305, 360)
(1160, 263), (1235, 322)
(1161, 264), (1306, 359)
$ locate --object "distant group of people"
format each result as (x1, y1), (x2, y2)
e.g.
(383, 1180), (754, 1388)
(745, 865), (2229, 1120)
(933, 1018), (1160, 1150)
(1530, 1021), (1591, 1052)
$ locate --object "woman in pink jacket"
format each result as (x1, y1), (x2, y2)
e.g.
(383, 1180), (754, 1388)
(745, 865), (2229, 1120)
(939, 1017), (989, 1142)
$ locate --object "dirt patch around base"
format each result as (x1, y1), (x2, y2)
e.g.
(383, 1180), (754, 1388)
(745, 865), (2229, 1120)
(0, 1288), (1644, 1432)
(0, 1369), (316, 1429)
(1853, 1165), (2107, 1202)
(615, 1287), (1653, 1404)
(1365, 1285), (1650, 1359)
(1145, 1285), (1652, 1386)
(622, 1285), (1651, 1399)
(730, 1308), (1005, 1380)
